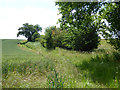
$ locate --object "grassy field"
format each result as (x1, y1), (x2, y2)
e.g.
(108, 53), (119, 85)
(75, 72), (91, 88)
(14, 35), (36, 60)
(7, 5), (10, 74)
(2, 39), (120, 88)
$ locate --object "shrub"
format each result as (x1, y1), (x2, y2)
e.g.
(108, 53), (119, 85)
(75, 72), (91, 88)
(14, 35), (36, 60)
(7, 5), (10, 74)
(73, 28), (100, 51)
(43, 25), (100, 52)
(109, 38), (120, 51)
(44, 26), (56, 49)
(59, 27), (100, 51)
(39, 35), (46, 48)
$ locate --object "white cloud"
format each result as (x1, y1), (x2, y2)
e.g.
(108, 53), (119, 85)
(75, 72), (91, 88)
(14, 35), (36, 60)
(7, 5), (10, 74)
(0, 2), (60, 39)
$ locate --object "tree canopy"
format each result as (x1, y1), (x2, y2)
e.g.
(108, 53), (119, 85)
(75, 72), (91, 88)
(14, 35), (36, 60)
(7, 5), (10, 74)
(55, 1), (120, 51)
(17, 23), (42, 42)
(17, 1), (120, 52)
(99, 2), (120, 51)
(55, 2), (101, 51)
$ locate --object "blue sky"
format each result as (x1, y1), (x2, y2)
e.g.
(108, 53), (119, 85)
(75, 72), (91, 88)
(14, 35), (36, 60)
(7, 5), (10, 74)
(0, 0), (60, 39)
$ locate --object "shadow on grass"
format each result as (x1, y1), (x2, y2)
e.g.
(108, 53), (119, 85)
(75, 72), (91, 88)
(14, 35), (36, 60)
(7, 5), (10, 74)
(76, 52), (120, 86)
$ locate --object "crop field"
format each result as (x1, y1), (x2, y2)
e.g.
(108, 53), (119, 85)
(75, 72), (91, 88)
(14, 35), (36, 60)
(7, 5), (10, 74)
(2, 39), (120, 88)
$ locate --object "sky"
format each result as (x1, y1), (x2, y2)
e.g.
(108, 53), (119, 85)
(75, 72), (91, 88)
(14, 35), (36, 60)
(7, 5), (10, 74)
(0, 0), (60, 39)
(0, 0), (115, 39)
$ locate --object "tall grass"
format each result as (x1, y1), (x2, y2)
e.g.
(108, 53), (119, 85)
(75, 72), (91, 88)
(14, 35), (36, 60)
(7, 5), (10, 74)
(2, 39), (120, 88)
(2, 58), (54, 78)
(75, 52), (120, 88)
(47, 69), (64, 88)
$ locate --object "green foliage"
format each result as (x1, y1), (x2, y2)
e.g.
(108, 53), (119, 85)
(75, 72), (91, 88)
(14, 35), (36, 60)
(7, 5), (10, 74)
(76, 52), (120, 86)
(39, 35), (46, 48)
(67, 27), (100, 51)
(43, 25), (100, 51)
(98, 2), (120, 51)
(44, 26), (56, 49)
(47, 69), (64, 88)
(51, 28), (63, 47)
(25, 42), (43, 50)
(109, 38), (120, 51)
(31, 32), (40, 42)
(60, 30), (73, 49)
(17, 23), (42, 42)
(43, 26), (72, 50)
(55, 2), (101, 51)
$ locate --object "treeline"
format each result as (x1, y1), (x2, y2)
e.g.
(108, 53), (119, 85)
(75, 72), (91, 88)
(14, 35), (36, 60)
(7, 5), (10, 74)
(17, 1), (120, 52)
(39, 26), (99, 51)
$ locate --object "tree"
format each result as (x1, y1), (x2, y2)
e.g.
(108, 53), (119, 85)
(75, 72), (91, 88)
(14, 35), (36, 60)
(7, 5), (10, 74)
(55, 2), (101, 51)
(17, 23), (42, 42)
(99, 2), (120, 51)
(31, 32), (40, 42)
(44, 26), (56, 49)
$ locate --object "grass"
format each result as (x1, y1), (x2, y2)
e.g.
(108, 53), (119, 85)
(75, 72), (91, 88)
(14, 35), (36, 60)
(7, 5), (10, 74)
(76, 52), (120, 87)
(2, 39), (120, 88)
(2, 39), (32, 55)
(2, 39), (55, 88)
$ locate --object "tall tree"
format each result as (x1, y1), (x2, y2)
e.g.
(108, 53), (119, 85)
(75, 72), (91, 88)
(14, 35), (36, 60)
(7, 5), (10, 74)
(99, 2), (120, 51)
(17, 23), (42, 42)
(55, 2), (101, 51)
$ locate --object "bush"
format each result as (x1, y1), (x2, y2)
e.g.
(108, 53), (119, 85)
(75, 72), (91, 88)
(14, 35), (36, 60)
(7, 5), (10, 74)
(44, 26), (56, 49)
(59, 27), (100, 51)
(109, 38), (120, 51)
(60, 31), (73, 49)
(73, 28), (100, 51)
(39, 35), (46, 48)
(43, 25), (100, 52)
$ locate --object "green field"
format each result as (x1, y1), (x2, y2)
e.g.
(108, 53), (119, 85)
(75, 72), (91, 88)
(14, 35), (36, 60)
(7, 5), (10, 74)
(2, 39), (120, 88)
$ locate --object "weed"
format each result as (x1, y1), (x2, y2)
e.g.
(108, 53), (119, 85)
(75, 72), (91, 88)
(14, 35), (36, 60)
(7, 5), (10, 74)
(47, 69), (64, 88)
